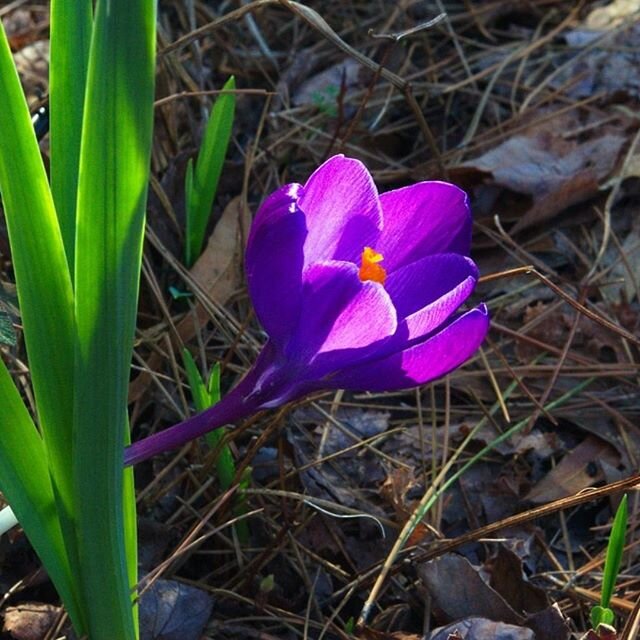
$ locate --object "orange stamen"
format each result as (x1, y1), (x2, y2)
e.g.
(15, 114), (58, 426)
(359, 246), (387, 285)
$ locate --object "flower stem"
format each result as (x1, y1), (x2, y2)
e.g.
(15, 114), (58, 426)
(124, 366), (262, 466)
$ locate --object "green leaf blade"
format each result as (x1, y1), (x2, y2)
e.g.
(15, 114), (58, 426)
(600, 494), (628, 610)
(0, 360), (85, 631)
(72, 1), (156, 638)
(49, 0), (93, 267)
(0, 12), (78, 583)
(183, 348), (210, 411)
(185, 76), (236, 266)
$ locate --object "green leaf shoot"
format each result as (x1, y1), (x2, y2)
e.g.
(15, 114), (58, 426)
(185, 76), (236, 266)
(591, 493), (628, 629)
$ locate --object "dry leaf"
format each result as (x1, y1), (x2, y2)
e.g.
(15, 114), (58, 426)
(525, 435), (620, 503)
(487, 546), (548, 615)
(380, 467), (418, 517)
(420, 553), (569, 640)
(459, 117), (625, 234)
(610, 215), (640, 303)
(586, 0), (640, 29)
(3, 604), (61, 640)
(429, 618), (534, 640)
(419, 554), (524, 626)
(139, 578), (214, 640)
(560, 22), (640, 99)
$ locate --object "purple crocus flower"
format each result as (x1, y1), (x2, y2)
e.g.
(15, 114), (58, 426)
(125, 155), (489, 466)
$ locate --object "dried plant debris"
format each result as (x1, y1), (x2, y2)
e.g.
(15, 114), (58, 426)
(138, 579), (214, 640)
(429, 619), (535, 640)
(525, 435), (620, 503)
(559, 20), (640, 100)
(456, 111), (628, 235)
(3, 604), (63, 640)
(419, 552), (570, 640)
(3, 1), (640, 638)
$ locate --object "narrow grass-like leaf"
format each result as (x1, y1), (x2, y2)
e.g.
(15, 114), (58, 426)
(207, 359), (221, 402)
(0, 14), (78, 581)
(49, 0), (92, 267)
(185, 76), (236, 266)
(591, 493), (628, 628)
(72, 1), (156, 638)
(183, 348), (211, 411)
(0, 362), (84, 631)
(204, 365), (236, 491)
(182, 352), (235, 489)
(601, 494), (628, 607)
(182, 352), (248, 538)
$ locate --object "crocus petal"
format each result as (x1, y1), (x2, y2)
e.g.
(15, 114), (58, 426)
(377, 182), (472, 271)
(245, 183), (307, 347)
(299, 155), (382, 264)
(385, 254), (478, 341)
(324, 304), (489, 391)
(285, 261), (397, 372)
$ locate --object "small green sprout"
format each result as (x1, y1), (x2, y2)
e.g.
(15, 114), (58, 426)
(185, 76), (236, 267)
(259, 574), (275, 594)
(182, 349), (250, 541)
(590, 494), (628, 630)
(311, 84), (339, 117)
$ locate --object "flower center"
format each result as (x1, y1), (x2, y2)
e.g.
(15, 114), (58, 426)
(358, 246), (387, 285)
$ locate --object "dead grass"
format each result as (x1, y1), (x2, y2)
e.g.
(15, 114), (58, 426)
(2, 1), (640, 639)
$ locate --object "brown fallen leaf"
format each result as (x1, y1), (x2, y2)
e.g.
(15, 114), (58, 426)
(3, 603), (62, 640)
(431, 610), (569, 640)
(610, 215), (640, 304)
(292, 58), (361, 109)
(486, 546), (548, 616)
(525, 604), (570, 640)
(586, 0), (639, 29)
(138, 578), (214, 640)
(429, 618), (534, 640)
(525, 434), (620, 503)
(560, 21), (640, 100)
(5, 10), (48, 53)
(419, 553), (569, 640)
(418, 554), (524, 626)
(380, 467), (418, 518)
(515, 301), (569, 363)
(379, 467), (432, 546)
(457, 112), (626, 234)
(185, 195), (250, 315)
(516, 301), (634, 365)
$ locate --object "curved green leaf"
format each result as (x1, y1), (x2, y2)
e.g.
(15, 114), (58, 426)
(0, 361), (84, 630)
(0, 8), (78, 592)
